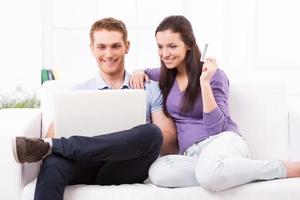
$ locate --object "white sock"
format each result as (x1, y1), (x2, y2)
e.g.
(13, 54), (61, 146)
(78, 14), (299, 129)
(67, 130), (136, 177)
(42, 138), (53, 156)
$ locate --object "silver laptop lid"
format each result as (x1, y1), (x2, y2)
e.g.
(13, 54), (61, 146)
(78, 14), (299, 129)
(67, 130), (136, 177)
(53, 89), (146, 138)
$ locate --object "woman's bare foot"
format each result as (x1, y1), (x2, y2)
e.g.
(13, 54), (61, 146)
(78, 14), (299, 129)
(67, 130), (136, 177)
(282, 161), (300, 178)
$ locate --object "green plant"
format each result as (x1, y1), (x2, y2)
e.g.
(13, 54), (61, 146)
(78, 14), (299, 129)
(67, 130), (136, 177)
(0, 87), (40, 109)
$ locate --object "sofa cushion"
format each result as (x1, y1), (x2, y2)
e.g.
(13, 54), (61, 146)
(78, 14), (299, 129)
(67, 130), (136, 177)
(23, 178), (300, 200)
(40, 80), (76, 138)
(288, 106), (300, 161)
(229, 79), (289, 160)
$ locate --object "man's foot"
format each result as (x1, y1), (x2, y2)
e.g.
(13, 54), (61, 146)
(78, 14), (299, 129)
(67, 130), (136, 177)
(12, 137), (50, 163)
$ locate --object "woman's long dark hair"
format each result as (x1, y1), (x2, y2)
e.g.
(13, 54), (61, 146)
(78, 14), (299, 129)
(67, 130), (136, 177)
(156, 15), (202, 115)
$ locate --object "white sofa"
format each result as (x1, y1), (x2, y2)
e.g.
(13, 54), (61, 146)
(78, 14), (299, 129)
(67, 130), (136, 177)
(1, 79), (300, 200)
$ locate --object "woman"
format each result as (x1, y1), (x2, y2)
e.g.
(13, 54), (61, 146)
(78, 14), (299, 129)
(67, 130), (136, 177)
(130, 15), (300, 192)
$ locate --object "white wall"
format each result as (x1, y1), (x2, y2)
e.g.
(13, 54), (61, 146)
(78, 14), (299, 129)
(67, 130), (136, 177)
(0, 0), (42, 94)
(1, 0), (300, 107)
(41, 0), (300, 107)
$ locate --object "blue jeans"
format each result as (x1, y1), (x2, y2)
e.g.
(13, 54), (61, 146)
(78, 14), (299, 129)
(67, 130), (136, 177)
(34, 124), (162, 200)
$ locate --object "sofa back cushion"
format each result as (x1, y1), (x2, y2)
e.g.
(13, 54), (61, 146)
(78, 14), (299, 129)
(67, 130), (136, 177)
(40, 80), (76, 137)
(229, 79), (289, 160)
(41, 79), (290, 160)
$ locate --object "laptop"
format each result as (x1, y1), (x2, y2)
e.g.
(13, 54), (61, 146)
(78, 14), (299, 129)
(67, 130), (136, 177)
(53, 89), (146, 138)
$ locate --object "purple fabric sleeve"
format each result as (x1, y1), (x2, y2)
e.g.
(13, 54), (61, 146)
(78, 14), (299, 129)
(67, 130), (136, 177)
(202, 69), (231, 134)
(144, 68), (160, 81)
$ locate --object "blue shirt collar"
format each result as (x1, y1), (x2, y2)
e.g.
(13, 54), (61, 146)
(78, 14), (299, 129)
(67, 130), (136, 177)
(95, 71), (131, 90)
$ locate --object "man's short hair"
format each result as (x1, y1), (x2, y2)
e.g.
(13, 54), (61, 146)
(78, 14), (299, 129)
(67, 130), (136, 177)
(90, 17), (128, 43)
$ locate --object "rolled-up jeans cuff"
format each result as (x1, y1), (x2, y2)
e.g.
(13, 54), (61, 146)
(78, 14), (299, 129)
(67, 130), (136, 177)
(278, 161), (288, 178)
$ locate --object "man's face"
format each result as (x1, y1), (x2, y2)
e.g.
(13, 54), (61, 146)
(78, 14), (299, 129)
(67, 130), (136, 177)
(90, 30), (129, 76)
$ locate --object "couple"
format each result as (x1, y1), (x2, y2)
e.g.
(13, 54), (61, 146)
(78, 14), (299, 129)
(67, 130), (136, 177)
(12, 16), (300, 200)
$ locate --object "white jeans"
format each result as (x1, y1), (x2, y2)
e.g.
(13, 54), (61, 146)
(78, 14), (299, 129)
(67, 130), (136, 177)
(149, 131), (287, 192)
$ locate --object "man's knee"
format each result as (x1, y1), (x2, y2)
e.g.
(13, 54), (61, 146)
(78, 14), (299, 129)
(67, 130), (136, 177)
(139, 123), (163, 147)
(148, 123), (163, 144)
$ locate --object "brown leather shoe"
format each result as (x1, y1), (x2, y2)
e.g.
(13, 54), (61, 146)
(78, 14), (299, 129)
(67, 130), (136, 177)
(12, 137), (50, 163)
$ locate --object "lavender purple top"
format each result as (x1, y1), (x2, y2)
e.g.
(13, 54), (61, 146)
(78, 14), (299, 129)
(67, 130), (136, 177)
(145, 68), (239, 154)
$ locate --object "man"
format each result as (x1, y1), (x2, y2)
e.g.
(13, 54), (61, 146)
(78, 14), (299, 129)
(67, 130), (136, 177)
(12, 18), (178, 200)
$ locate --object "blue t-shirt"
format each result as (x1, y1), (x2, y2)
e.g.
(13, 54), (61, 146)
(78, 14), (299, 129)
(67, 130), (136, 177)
(73, 71), (162, 123)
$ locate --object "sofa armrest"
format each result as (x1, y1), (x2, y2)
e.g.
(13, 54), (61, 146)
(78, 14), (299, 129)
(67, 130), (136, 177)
(0, 108), (41, 136)
(289, 107), (300, 161)
(0, 108), (41, 200)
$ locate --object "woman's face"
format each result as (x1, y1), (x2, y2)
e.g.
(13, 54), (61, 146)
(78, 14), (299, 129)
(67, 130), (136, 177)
(156, 29), (190, 70)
